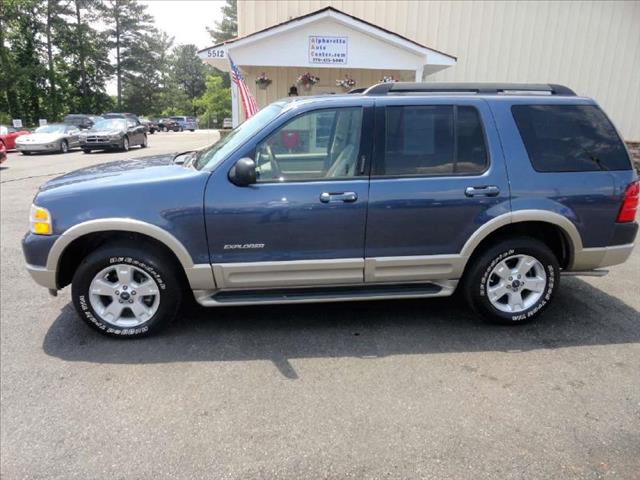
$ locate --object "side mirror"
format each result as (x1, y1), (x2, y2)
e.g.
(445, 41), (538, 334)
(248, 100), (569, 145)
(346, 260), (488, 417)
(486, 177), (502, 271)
(229, 157), (257, 186)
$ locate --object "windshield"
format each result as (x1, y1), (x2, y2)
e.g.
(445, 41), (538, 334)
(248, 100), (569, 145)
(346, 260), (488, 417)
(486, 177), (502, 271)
(92, 119), (126, 130)
(36, 124), (67, 133)
(194, 104), (284, 170)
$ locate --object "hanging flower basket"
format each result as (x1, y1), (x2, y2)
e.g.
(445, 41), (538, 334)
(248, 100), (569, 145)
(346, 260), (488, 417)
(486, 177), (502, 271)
(381, 75), (397, 83)
(335, 75), (356, 91)
(255, 72), (272, 90)
(296, 72), (320, 91)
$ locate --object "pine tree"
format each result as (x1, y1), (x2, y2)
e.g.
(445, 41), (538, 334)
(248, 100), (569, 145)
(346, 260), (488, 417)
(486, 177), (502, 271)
(207, 0), (237, 44)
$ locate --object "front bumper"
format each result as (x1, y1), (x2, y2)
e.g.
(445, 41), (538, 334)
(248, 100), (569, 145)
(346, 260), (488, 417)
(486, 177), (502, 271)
(26, 264), (57, 289)
(22, 233), (60, 289)
(17, 143), (58, 152)
(80, 142), (121, 150)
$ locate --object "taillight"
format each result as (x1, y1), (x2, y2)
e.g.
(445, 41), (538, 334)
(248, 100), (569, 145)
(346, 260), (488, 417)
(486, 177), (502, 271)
(617, 180), (640, 223)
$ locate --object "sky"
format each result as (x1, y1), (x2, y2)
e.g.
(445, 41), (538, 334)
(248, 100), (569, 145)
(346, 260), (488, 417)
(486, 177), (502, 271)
(142, 0), (224, 50)
(106, 1), (224, 95)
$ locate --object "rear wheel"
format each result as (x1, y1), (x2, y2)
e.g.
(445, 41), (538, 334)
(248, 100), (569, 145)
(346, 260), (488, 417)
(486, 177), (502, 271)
(82, 149), (91, 154)
(71, 244), (182, 337)
(141, 134), (148, 148)
(463, 237), (559, 324)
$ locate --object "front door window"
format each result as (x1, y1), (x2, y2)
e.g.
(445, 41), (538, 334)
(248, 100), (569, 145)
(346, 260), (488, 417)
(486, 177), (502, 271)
(255, 107), (363, 182)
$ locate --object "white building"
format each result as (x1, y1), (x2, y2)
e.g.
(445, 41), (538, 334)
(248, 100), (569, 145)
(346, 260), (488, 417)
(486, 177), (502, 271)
(200, 1), (640, 141)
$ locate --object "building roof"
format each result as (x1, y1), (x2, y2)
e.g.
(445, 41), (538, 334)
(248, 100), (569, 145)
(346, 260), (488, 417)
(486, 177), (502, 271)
(198, 6), (456, 61)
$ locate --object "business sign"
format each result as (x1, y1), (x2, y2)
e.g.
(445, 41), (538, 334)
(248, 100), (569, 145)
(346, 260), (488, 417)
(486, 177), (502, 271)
(309, 36), (348, 65)
(12, 119), (23, 128)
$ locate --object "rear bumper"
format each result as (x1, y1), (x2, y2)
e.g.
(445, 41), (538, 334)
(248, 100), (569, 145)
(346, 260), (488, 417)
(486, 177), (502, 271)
(571, 243), (635, 270)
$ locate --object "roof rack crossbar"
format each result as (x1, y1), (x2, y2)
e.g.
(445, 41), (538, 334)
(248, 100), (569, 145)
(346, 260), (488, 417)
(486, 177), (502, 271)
(363, 82), (576, 96)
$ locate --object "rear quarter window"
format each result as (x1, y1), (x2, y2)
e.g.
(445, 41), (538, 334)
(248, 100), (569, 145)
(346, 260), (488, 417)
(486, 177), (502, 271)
(512, 105), (631, 172)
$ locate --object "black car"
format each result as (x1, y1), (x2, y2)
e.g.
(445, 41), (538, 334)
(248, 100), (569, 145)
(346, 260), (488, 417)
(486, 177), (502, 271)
(79, 117), (148, 152)
(158, 118), (180, 132)
(139, 117), (158, 134)
(63, 114), (95, 130)
(102, 112), (139, 121)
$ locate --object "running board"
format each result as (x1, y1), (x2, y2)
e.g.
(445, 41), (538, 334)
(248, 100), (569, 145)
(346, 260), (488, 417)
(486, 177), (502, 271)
(561, 269), (609, 277)
(193, 280), (458, 307)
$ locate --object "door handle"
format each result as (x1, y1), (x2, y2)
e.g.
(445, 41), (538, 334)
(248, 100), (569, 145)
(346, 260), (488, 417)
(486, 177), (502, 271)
(465, 185), (500, 197)
(320, 192), (358, 203)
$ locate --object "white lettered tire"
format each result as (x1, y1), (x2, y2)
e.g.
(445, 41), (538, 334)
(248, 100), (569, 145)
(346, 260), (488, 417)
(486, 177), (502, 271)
(71, 244), (182, 337)
(463, 238), (559, 324)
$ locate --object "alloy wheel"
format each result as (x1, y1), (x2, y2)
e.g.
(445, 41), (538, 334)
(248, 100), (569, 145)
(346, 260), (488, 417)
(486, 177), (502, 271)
(88, 264), (160, 327)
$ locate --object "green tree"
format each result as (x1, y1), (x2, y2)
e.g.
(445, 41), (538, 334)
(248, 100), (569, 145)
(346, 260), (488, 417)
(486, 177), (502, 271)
(121, 30), (173, 115)
(53, 0), (114, 115)
(207, 0), (237, 43)
(102, 0), (154, 109)
(194, 74), (231, 128)
(169, 44), (206, 117)
(3, 0), (48, 125)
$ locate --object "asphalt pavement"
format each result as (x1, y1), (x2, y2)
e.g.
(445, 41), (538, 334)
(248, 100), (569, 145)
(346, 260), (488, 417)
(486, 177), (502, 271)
(1, 130), (639, 479)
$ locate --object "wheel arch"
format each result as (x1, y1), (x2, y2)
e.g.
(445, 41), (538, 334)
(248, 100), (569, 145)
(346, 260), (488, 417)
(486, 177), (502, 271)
(460, 210), (583, 271)
(50, 219), (214, 290)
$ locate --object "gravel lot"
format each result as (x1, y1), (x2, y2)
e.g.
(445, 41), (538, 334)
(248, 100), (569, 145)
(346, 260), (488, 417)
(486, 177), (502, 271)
(1, 130), (639, 479)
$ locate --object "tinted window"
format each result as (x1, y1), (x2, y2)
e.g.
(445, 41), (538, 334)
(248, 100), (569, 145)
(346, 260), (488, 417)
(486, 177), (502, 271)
(255, 107), (363, 182)
(377, 105), (487, 176)
(512, 105), (630, 172)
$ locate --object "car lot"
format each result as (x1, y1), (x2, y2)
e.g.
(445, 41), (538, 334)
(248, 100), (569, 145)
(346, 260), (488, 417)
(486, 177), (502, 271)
(1, 131), (639, 479)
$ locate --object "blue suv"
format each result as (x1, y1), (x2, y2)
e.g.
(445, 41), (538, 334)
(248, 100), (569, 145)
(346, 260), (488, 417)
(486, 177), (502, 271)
(170, 116), (197, 132)
(23, 83), (638, 337)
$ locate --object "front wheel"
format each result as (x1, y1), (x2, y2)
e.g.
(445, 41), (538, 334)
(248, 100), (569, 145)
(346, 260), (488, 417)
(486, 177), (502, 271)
(59, 140), (69, 153)
(141, 134), (148, 148)
(71, 244), (182, 337)
(121, 136), (129, 151)
(463, 237), (559, 324)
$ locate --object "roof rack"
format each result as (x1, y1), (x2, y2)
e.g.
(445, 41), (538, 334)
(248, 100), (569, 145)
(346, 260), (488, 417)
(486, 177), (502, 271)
(363, 82), (576, 96)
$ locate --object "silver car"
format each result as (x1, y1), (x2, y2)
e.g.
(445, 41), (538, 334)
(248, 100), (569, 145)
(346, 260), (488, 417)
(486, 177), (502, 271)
(16, 124), (81, 154)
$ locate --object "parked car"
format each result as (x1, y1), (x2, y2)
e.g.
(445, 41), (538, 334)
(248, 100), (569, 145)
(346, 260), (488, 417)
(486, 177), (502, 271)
(158, 118), (180, 132)
(22, 83), (638, 338)
(0, 142), (6, 164)
(78, 117), (147, 152)
(63, 114), (95, 130)
(0, 125), (30, 150)
(222, 118), (233, 129)
(102, 112), (139, 120)
(139, 117), (158, 134)
(16, 123), (81, 154)
(170, 116), (197, 132)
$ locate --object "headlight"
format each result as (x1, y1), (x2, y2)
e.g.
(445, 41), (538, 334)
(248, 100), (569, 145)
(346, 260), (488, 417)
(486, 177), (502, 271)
(110, 134), (121, 140)
(30, 205), (52, 235)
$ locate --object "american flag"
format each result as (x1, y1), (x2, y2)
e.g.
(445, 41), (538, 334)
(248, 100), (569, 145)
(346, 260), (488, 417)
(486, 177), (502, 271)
(229, 55), (259, 119)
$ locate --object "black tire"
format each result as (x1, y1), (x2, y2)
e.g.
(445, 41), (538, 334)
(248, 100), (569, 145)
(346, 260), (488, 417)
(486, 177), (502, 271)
(463, 237), (559, 324)
(189, 129), (195, 132)
(141, 134), (148, 148)
(82, 149), (91, 154)
(71, 244), (182, 338)
(121, 136), (129, 151)
(59, 140), (68, 154)
(22, 151), (31, 155)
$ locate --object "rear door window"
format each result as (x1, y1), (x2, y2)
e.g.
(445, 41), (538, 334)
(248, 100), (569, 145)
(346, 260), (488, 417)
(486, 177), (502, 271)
(512, 105), (631, 172)
(376, 105), (488, 176)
